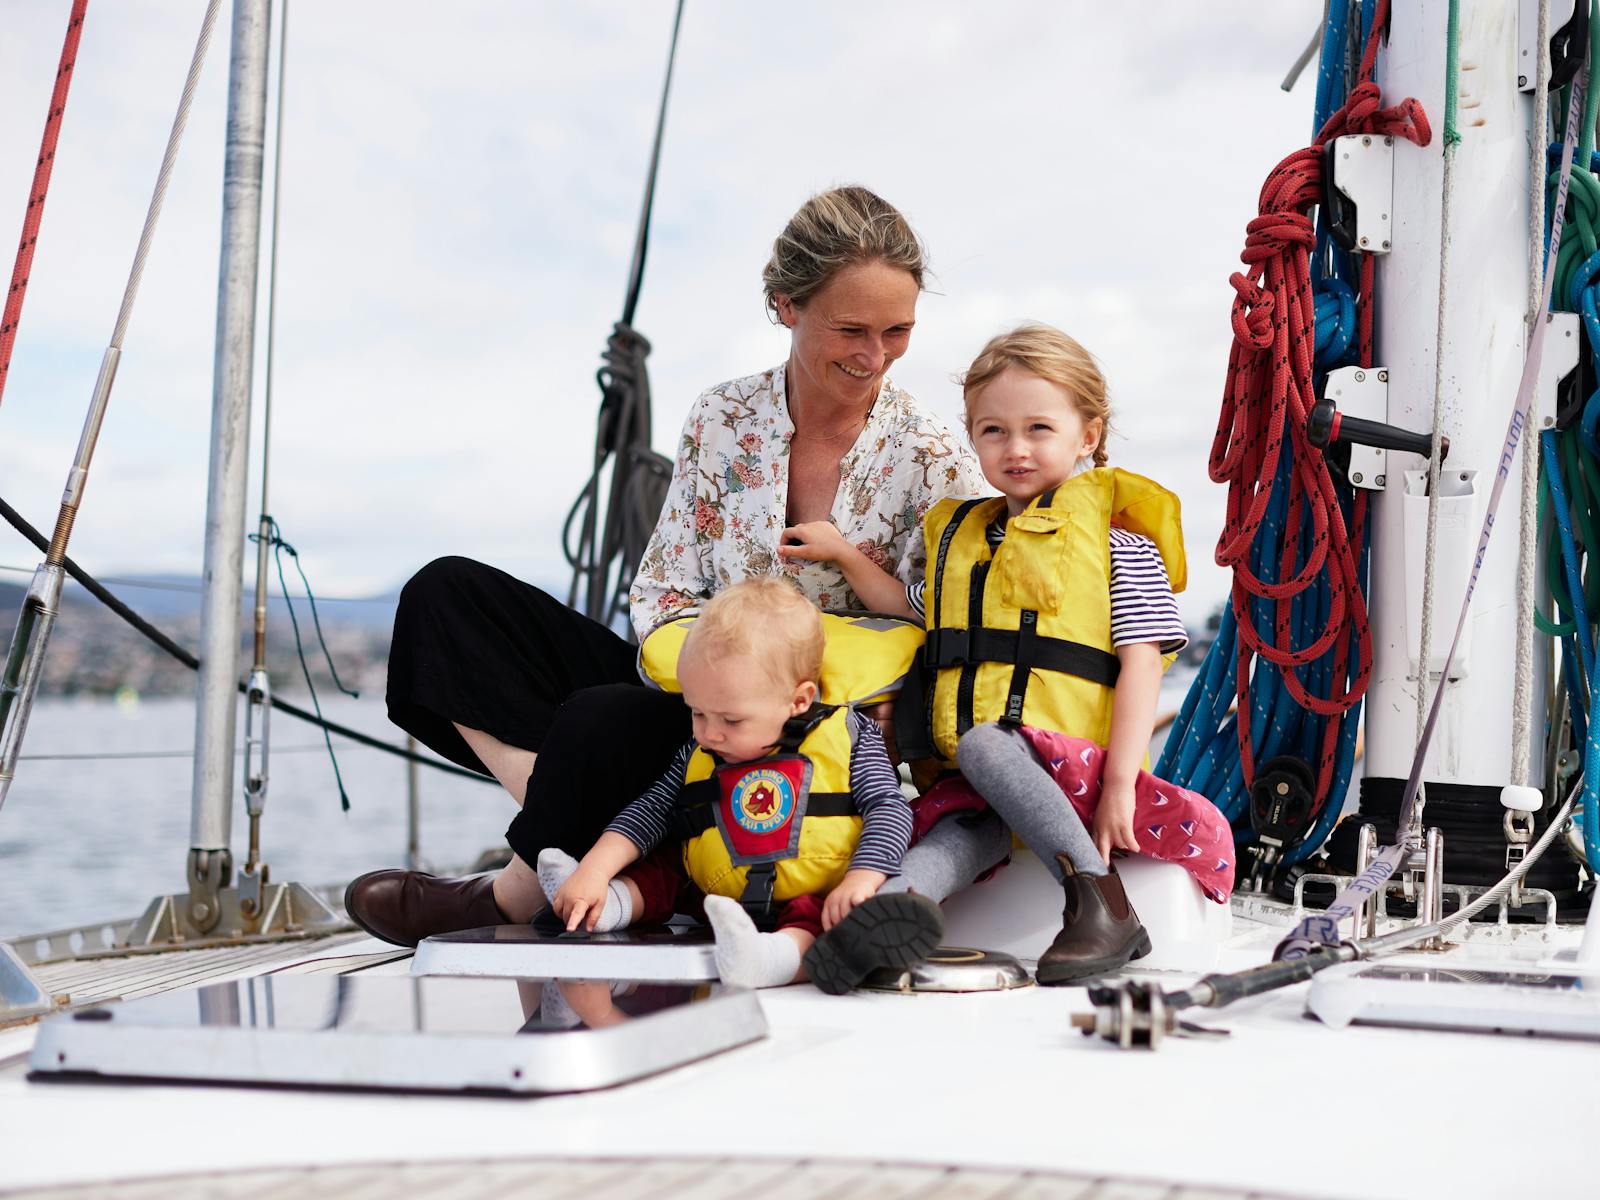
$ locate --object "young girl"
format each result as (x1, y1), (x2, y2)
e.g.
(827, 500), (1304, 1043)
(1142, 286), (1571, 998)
(780, 323), (1234, 984)
(537, 578), (943, 993)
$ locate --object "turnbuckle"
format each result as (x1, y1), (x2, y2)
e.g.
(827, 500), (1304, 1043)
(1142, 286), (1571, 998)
(1071, 982), (1229, 1050)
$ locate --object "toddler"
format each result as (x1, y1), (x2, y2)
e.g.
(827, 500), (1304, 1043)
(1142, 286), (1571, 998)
(538, 578), (942, 992)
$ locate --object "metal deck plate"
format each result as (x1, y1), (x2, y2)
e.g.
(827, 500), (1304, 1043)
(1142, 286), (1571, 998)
(1308, 964), (1600, 1040)
(28, 975), (764, 1095)
(411, 922), (719, 981)
(859, 947), (1033, 994)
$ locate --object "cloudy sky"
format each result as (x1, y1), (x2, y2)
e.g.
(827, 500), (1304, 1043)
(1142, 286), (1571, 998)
(0, 1), (1323, 627)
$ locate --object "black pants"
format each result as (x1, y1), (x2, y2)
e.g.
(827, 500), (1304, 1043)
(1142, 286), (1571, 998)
(386, 557), (691, 864)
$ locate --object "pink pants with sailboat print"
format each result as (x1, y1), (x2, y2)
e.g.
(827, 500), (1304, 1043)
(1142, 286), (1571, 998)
(914, 728), (1235, 903)
(1017, 726), (1235, 902)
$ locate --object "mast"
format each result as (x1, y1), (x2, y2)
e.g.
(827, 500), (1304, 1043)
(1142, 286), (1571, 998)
(187, 0), (272, 934)
(1364, 3), (1547, 800)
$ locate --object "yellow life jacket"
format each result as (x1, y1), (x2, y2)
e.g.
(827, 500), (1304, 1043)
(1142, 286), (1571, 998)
(638, 610), (925, 706)
(674, 704), (860, 916)
(919, 467), (1186, 762)
(639, 609), (922, 920)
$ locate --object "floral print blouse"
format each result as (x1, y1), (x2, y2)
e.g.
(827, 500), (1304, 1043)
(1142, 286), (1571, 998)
(629, 364), (985, 638)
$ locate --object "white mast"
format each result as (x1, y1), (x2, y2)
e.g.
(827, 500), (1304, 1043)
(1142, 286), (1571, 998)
(187, 0), (273, 934)
(1364, 2), (1551, 802)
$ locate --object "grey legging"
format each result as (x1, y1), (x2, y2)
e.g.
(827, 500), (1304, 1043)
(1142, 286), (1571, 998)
(956, 722), (1107, 882)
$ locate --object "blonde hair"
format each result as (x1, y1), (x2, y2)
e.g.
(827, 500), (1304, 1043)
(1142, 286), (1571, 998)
(762, 186), (926, 321)
(680, 578), (825, 691)
(960, 323), (1112, 467)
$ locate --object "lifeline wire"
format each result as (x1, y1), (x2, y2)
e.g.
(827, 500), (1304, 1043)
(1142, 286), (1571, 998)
(0, 495), (493, 785)
(252, 517), (358, 810)
(1410, 0), (1466, 831)
(1513, 0), (1552, 800)
(0, 0), (87, 410)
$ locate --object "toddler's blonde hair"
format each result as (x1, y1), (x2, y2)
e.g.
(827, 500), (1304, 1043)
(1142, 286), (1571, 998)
(959, 322), (1112, 467)
(680, 578), (825, 692)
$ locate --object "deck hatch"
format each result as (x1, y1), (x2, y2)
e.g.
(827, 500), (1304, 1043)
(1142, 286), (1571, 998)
(28, 974), (764, 1095)
(411, 921), (720, 981)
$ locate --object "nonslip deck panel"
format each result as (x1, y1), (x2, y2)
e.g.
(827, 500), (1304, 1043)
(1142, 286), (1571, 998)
(0, 1156), (1293, 1199)
(27, 975), (765, 1095)
(18, 931), (376, 1011)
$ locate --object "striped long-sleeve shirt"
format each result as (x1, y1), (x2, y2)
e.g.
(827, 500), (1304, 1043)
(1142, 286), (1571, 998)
(605, 710), (913, 878)
(906, 519), (1188, 654)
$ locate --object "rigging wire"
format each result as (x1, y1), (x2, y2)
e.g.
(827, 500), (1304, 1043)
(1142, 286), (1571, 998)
(0, 562), (389, 602)
(0, 495), (493, 785)
(0, 0), (225, 815)
(252, 517), (358, 810)
(0, 0), (87, 411)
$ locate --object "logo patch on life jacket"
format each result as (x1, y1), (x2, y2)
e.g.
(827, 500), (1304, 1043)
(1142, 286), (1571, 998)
(730, 768), (797, 835)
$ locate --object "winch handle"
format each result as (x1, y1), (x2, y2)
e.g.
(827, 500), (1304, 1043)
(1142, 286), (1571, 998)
(1307, 398), (1447, 461)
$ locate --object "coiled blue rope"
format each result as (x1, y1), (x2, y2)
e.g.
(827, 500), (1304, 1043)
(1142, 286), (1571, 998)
(1157, 0), (1374, 864)
(1541, 428), (1600, 872)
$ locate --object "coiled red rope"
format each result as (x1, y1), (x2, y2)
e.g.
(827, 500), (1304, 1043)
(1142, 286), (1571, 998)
(1209, 0), (1431, 798)
(0, 0), (88, 410)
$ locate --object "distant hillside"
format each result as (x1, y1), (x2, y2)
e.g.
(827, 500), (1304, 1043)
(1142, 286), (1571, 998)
(0, 572), (397, 697)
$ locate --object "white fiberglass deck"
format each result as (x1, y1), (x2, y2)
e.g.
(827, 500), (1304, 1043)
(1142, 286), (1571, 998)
(3, 911), (1599, 1200)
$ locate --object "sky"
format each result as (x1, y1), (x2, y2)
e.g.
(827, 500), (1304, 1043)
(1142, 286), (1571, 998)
(0, 1), (1325, 628)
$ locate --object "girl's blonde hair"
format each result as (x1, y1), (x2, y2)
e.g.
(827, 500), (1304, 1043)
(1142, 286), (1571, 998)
(680, 578), (825, 691)
(762, 186), (926, 321)
(959, 323), (1112, 467)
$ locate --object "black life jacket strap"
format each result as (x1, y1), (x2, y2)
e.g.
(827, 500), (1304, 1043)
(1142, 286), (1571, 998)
(1001, 610), (1039, 726)
(923, 626), (1121, 689)
(740, 862), (779, 925)
(668, 787), (856, 838)
(929, 498), (986, 625)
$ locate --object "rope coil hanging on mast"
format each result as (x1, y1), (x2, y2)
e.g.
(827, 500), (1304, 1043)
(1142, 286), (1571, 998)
(564, 0), (686, 635)
(1159, 0), (1431, 880)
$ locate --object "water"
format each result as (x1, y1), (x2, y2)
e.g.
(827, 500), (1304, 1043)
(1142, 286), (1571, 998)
(0, 695), (516, 940)
(0, 671), (1200, 941)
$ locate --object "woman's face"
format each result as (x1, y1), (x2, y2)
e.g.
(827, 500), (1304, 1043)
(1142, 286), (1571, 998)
(776, 260), (919, 413)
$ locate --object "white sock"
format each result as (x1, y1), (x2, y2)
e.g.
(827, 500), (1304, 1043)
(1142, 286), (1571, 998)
(535, 848), (634, 932)
(704, 895), (801, 988)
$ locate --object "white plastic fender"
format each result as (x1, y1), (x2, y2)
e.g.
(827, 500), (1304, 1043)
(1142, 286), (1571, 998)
(937, 847), (1231, 974)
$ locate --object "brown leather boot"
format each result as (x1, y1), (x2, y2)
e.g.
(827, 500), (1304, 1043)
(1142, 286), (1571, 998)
(1034, 855), (1151, 986)
(343, 870), (508, 947)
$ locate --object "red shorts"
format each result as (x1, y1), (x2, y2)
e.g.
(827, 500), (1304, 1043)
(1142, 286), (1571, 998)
(622, 847), (827, 938)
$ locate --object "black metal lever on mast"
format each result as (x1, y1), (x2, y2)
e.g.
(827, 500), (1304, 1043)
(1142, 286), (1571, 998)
(1306, 398), (1448, 462)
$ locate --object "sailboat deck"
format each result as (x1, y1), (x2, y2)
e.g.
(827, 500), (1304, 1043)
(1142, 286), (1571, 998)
(23, 931), (394, 1009)
(5, 928), (1598, 1200)
(0, 1156), (1293, 1200)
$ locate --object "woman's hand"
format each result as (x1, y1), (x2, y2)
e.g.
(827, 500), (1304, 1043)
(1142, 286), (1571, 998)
(553, 864), (614, 932)
(1092, 781), (1141, 865)
(822, 868), (888, 931)
(778, 521), (852, 564)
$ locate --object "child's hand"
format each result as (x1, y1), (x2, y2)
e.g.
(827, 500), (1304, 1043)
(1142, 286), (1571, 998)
(1093, 781), (1141, 865)
(822, 868), (888, 931)
(778, 521), (852, 565)
(553, 864), (613, 932)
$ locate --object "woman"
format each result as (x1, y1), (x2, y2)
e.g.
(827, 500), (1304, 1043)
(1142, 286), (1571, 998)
(346, 185), (987, 947)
